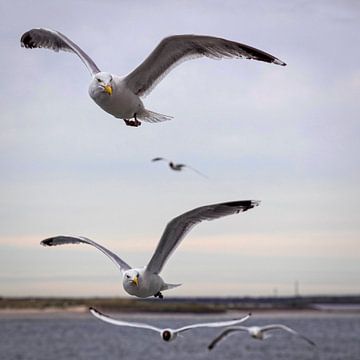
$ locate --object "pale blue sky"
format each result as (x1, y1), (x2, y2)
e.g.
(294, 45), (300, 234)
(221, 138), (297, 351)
(0, 0), (359, 297)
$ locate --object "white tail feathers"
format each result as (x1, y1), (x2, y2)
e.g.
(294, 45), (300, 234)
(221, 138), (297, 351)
(162, 283), (182, 291)
(138, 110), (173, 123)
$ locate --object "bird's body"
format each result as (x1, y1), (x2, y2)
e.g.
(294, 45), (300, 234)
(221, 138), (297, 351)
(122, 268), (166, 298)
(89, 74), (145, 120)
(21, 28), (286, 127)
(152, 157), (208, 178)
(40, 200), (259, 299)
(90, 307), (251, 342)
(169, 162), (185, 171)
(248, 326), (266, 340)
(208, 324), (316, 350)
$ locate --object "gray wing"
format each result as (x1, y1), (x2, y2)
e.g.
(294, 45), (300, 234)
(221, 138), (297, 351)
(151, 157), (168, 162)
(208, 326), (249, 350)
(176, 313), (251, 334)
(124, 34), (286, 97)
(261, 325), (316, 347)
(21, 28), (100, 75)
(41, 235), (131, 273)
(183, 164), (208, 179)
(146, 200), (260, 274)
(89, 307), (162, 333)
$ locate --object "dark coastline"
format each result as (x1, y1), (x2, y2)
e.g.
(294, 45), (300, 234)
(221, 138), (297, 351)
(1, 295), (359, 313)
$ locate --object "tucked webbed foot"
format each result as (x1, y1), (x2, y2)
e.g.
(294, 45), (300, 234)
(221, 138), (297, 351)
(123, 118), (141, 127)
(154, 291), (164, 299)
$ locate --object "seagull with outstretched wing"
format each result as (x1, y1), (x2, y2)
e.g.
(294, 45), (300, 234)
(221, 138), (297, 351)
(41, 200), (259, 299)
(90, 307), (251, 342)
(208, 324), (316, 350)
(152, 157), (208, 178)
(21, 29), (286, 127)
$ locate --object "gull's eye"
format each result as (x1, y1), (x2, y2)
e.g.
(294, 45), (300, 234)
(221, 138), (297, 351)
(126, 275), (130, 278)
(97, 78), (101, 82)
(136, 273), (140, 278)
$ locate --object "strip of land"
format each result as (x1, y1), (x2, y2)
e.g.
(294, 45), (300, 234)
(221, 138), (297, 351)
(1, 295), (359, 313)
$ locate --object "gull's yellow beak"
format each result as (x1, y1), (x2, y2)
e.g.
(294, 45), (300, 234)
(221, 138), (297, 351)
(103, 85), (113, 95)
(132, 277), (139, 286)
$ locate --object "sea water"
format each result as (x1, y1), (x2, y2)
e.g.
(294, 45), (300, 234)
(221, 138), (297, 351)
(0, 311), (359, 360)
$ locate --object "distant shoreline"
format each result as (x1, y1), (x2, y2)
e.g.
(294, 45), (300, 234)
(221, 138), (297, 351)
(1, 295), (359, 314)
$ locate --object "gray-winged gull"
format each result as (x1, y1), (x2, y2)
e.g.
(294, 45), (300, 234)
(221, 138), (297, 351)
(21, 29), (286, 127)
(152, 157), (208, 178)
(41, 200), (259, 299)
(90, 307), (251, 342)
(208, 324), (316, 349)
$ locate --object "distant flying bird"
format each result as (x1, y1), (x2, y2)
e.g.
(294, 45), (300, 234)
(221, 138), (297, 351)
(21, 29), (286, 127)
(152, 157), (208, 178)
(41, 200), (259, 299)
(208, 324), (316, 350)
(90, 307), (251, 342)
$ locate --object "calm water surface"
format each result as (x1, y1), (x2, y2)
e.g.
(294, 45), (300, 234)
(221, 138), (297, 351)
(0, 311), (359, 360)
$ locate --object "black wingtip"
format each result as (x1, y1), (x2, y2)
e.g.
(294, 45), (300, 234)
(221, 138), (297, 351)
(40, 238), (52, 246)
(89, 307), (104, 316)
(273, 58), (287, 66)
(225, 200), (261, 210)
(308, 339), (317, 347)
(208, 345), (214, 351)
(20, 31), (35, 48)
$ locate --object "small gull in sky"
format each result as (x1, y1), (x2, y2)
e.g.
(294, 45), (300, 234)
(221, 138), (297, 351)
(152, 157), (208, 178)
(21, 29), (286, 127)
(208, 324), (316, 350)
(90, 307), (251, 342)
(41, 200), (259, 299)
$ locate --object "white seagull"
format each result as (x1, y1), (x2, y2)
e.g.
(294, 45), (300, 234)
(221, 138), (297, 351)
(21, 29), (286, 127)
(152, 157), (208, 178)
(90, 307), (251, 342)
(208, 324), (316, 350)
(41, 200), (259, 299)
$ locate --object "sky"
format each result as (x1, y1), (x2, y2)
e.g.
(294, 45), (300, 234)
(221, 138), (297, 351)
(0, 0), (359, 298)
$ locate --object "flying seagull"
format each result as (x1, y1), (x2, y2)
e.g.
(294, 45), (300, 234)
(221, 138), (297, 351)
(208, 324), (316, 350)
(41, 200), (259, 299)
(152, 157), (208, 178)
(21, 29), (286, 127)
(90, 307), (251, 342)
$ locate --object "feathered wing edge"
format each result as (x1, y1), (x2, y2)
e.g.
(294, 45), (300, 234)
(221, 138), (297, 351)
(207, 326), (249, 350)
(40, 235), (131, 273)
(146, 200), (260, 274)
(124, 34), (286, 97)
(176, 313), (251, 334)
(89, 307), (162, 333)
(261, 325), (317, 347)
(21, 28), (100, 75)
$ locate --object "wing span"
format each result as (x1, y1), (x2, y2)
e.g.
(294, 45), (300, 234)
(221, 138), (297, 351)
(124, 34), (286, 97)
(208, 326), (248, 350)
(176, 313), (251, 334)
(21, 28), (100, 75)
(41, 235), (131, 273)
(146, 200), (260, 274)
(89, 307), (162, 333)
(261, 325), (316, 346)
